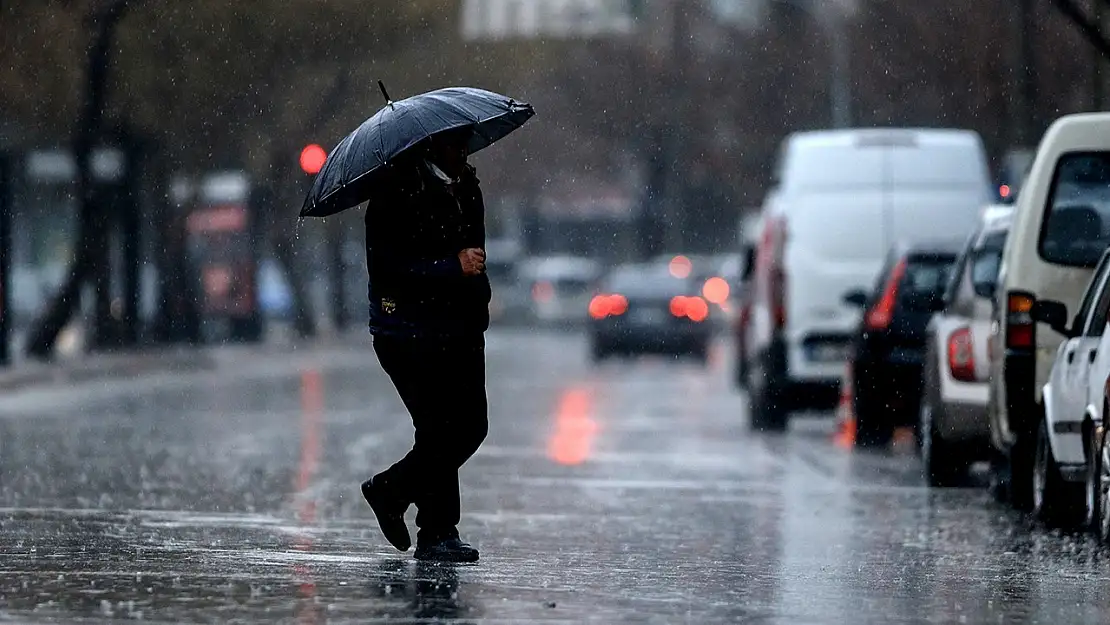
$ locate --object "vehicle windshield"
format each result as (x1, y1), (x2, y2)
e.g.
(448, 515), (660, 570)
(1040, 153), (1110, 267)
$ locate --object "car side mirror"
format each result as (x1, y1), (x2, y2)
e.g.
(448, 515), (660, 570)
(843, 289), (869, 308)
(1031, 299), (1074, 338)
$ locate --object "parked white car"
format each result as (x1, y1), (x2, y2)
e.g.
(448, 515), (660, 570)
(1032, 247), (1110, 528)
(744, 127), (992, 431)
(988, 113), (1110, 512)
(919, 206), (1011, 486)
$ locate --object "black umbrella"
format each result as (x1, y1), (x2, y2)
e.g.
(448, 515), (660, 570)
(300, 82), (535, 218)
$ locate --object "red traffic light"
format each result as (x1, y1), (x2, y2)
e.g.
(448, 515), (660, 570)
(299, 144), (327, 175)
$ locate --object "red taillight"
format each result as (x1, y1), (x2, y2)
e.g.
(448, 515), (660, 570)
(610, 294), (628, 316)
(589, 294), (628, 320)
(760, 216), (788, 330)
(670, 296), (709, 322)
(702, 276), (730, 305)
(533, 280), (554, 303)
(670, 296), (686, 317)
(1006, 291), (1035, 349)
(687, 297), (709, 322)
(669, 255), (692, 279)
(772, 266), (787, 329)
(947, 326), (976, 382)
(865, 259), (907, 330)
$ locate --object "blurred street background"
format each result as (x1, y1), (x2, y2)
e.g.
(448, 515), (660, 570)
(6, 1), (1110, 623)
(0, 0), (1099, 356)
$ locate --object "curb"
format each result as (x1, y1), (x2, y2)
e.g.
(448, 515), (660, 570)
(0, 327), (381, 393)
(0, 347), (219, 392)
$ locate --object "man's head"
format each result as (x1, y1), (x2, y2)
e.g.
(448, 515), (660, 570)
(427, 126), (473, 178)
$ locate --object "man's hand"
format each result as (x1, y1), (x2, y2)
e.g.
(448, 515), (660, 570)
(458, 248), (486, 277)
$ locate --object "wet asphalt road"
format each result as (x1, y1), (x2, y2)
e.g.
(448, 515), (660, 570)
(3, 329), (1110, 624)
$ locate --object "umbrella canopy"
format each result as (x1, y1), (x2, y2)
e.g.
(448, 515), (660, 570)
(300, 83), (535, 218)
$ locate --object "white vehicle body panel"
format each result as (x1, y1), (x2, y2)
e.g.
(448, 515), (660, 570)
(989, 113), (1110, 452)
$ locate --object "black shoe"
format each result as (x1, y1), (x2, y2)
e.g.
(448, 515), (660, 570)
(413, 537), (480, 563)
(361, 477), (411, 552)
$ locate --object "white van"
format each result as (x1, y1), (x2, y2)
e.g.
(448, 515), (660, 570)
(987, 112), (1110, 512)
(745, 128), (992, 431)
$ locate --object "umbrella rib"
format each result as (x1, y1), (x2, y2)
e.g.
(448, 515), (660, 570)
(409, 108), (436, 152)
(376, 109), (388, 171)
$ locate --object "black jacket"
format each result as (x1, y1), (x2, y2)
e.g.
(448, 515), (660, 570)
(365, 160), (491, 341)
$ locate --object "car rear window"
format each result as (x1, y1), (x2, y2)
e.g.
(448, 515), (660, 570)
(899, 256), (956, 309)
(552, 277), (593, 291)
(1039, 152), (1110, 268)
(604, 270), (692, 298)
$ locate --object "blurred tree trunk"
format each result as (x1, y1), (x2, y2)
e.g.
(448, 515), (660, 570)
(25, 0), (133, 359)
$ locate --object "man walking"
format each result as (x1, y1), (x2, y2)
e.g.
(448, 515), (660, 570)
(360, 126), (490, 563)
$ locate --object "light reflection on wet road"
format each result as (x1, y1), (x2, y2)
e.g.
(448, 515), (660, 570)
(3, 329), (1110, 623)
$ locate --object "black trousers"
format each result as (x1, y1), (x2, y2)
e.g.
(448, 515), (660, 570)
(372, 334), (488, 542)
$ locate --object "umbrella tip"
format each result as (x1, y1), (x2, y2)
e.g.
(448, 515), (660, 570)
(378, 80), (394, 109)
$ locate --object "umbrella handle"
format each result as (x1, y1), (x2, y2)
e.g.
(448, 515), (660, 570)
(378, 81), (394, 108)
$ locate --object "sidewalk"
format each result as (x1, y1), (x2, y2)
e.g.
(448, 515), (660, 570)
(0, 328), (374, 393)
(0, 346), (218, 392)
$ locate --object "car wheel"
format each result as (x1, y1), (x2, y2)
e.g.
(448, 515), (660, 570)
(853, 367), (891, 448)
(1098, 427), (1110, 542)
(988, 448), (1011, 504)
(1085, 422), (1103, 536)
(748, 351), (788, 433)
(921, 401), (966, 487)
(1032, 418), (1084, 527)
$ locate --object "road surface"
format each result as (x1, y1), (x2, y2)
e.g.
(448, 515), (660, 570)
(1, 329), (1108, 624)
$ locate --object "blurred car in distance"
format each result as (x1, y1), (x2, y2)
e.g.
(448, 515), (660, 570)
(588, 263), (712, 363)
(843, 240), (962, 446)
(652, 253), (740, 328)
(919, 208), (1011, 486)
(518, 255), (603, 327)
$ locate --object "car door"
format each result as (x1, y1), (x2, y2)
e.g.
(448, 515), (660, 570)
(925, 237), (975, 403)
(1077, 267), (1110, 417)
(1052, 258), (1110, 427)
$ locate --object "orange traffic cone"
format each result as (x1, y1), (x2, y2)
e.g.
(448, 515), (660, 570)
(833, 360), (856, 449)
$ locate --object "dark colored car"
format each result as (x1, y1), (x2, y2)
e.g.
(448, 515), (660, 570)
(843, 241), (963, 446)
(588, 264), (712, 363)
